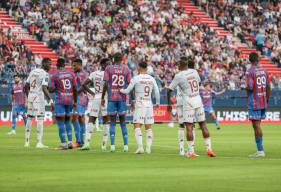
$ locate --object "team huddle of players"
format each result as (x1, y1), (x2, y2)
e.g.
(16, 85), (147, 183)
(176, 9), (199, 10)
(8, 52), (270, 158)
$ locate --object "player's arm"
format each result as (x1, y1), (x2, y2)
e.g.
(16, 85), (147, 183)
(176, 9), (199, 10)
(211, 88), (226, 96)
(24, 82), (30, 97)
(120, 78), (135, 94)
(266, 74), (271, 103)
(82, 78), (95, 96)
(48, 74), (56, 93)
(167, 76), (179, 112)
(245, 71), (253, 91)
(102, 66), (109, 105)
(153, 79), (160, 106)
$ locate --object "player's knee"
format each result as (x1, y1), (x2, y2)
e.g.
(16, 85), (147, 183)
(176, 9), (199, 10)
(119, 115), (126, 124)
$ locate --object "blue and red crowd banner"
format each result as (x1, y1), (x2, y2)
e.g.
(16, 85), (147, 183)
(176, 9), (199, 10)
(0, 105), (280, 125)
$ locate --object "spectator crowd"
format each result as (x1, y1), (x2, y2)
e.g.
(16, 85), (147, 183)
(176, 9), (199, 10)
(0, 0), (280, 92)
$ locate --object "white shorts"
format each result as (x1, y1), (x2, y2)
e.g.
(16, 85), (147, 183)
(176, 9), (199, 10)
(88, 98), (107, 117)
(177, 105), (184, 124)
(183, 106), (205, 123)
(27, 101), (45, 117)
(133, 106), (154, 125)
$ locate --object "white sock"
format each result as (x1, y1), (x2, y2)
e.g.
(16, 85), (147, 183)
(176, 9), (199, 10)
(204, 137), (212, 150)
(146, 129), (153, 149)
(102, 124), (109, 147)
(85, 122), (94, 145)
(187, 141), (194, 153)
(85, 115), (89, 125)
(25, 118), (32, 144)
(178, 128), (184, 150)
(134, 128), (143, 148)
(37, 118), (44, 144)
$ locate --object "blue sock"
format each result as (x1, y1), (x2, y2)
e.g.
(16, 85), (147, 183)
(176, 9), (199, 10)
(79, 122), (85, 145)
(57, 120), (66, 143)
(12, 114), (17, 130)
(255, 136), (263, 151)
(120, 123), (128, 145)
(72, 121), (81, 144)
(65, 119), (72, 142)
(214, 118), (219, 127)
(110, 123), (116, 145)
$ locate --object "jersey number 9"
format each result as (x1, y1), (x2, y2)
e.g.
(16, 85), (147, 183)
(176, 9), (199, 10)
(61, 79), (72, 90)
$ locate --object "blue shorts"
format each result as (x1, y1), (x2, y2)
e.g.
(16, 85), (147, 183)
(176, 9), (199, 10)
(55, 104), (73, 117)
(73, 105), (86, 116)
(12, 104), (26, 116)
(204, 106), (214, 114)
(107, 101), (127, 116)
(248, 109), (266, 120)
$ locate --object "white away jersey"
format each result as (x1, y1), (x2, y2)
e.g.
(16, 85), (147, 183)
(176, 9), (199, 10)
(169, 69), (203, 109)
(121, 74), (160, 106)
(88, 70), (106, 99)
(26, 68), (49, 102)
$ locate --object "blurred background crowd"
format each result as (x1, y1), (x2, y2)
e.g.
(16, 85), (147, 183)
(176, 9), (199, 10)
(0, 0), (280, 93)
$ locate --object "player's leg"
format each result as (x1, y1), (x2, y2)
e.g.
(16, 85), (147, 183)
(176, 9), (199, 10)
(177, 106), (185, 156)
(8, 105), (18, 135)
(36, 115), (48, 148)
(78, 115), (85, 145)
(197, 107), (216, 157)
(133, 106), (144, 154)
(72, 115), (81, 146)
(185, 122), (198, 158)
(102, 115), (110, 151)
(248, 109), (265, 157)
(145, 106), (155, 154)
(54, 104), (68, 150)
(209, 106), (220, 130)
(81, 115), (96, 150)
(118, 101), (128, 152)
(108, 101), (118, 152)
(20, 105), (27, 126)
(25, 115), (33, 147)
(64, 105), (73, 148)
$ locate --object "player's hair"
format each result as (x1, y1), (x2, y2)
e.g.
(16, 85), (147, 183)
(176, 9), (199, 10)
(188, 59), (195, 69)
(138, 61), (147, 69)
(13, 74), (19, 78)
(57, 58), (65, 68)
(73, 58), (82, 65)
(177, 57), (188, 67)
(113, 52), (122, 63)
(204, 82), (210, 87)
(100, 58), (109, 66)
(249, 52), (259, 65)
(42, 58), (51, 65)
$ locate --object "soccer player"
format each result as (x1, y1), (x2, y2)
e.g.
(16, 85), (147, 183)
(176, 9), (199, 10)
(120, 62), (160, 154)
(80, 58), (110, 151)
(245, 52), (270, 157)
(200, 82), (225, 130)
(50, 58), (78, 150)
(102, 53), (131, 152)
(7, 74), (27, 135)
(24, 58), (53, 148)
(72, 59), (88, 147)
(167, 58), (216, 158)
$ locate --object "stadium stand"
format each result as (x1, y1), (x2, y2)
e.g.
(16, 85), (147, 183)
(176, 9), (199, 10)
(0, 0), (280, 106)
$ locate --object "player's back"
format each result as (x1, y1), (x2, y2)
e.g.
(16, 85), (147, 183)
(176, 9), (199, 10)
(246, 66), (269, 109)
(75, 70), (88, 106)
(51, 69), (77, 105)
(89, 70), (105, 99)
(104, 64), (131, 101)
(174, 69), (202, 108)
(12, 81), (25, 105)
(133, 74), (157, 104)
(27, 68), (48, 101)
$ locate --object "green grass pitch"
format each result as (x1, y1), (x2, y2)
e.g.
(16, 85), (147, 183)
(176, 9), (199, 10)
(0, 123), (281, 192)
